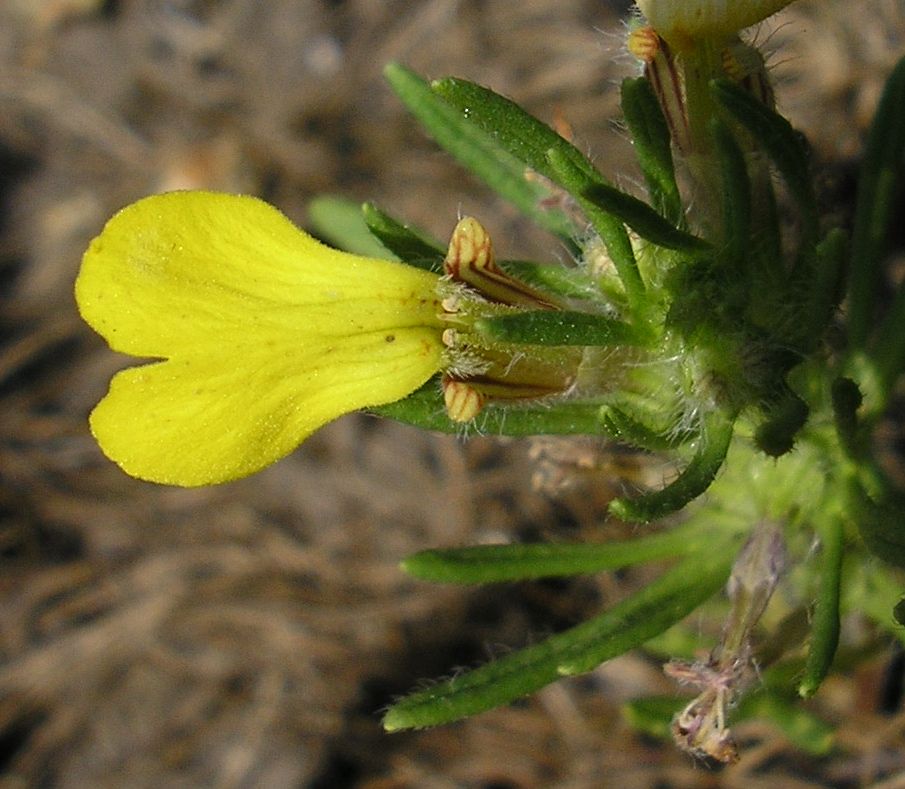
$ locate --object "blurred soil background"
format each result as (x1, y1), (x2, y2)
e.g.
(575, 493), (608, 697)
(0, 0), (904, 787)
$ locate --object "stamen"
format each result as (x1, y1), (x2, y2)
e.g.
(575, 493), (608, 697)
(442, 376), (486, 422)
(443, 217), (558, 308)
(627, 26), (661, 63)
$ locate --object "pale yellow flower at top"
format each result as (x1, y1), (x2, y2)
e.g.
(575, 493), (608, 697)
(635, 0), (794, 45)
(75, 191), (445, 487)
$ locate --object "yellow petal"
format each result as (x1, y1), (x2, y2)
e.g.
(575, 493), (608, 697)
(76, 191), (444, 486)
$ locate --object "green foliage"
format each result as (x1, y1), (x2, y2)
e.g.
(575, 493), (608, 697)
(430, 74), (600, 184)
(847, 55), (905, 350)
(403, 520), (718, 583)
(384, 543), (737, 731)
(711, 78), (817, 229)
(799, 515), (844, 698)
(361, 202), (445, 272)
(371, 379), (609, 436)
(474, 310), (642, 347)
(328, 44), (905, 759)
(544, 146), (647, 315)
(609, 410), (736, 523)
(619, 76), (682, 224)
(307, 195), (395, 259)
(384, 64), (578, 243)
(581, 182), (710, 253)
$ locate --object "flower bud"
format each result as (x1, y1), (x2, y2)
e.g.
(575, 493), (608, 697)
(635, 0), (793, 44)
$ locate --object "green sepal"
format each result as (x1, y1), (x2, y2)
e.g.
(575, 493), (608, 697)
(582, 183), (709, 254)
(609, 411), (735, 523)
(600, 405), (696, 451)
(383, 545), (735, 731)
(847, 54), (905, 349)
(371, 379), (607, 436)
(402, 520), (714, 584)
(544, 147), (646, 316)
(754, 388), (809, 458)
(474, 310), (642, 346)
(430, 75), (598, 185)
(361, 202), (445, 272)
(799, 515), (844, 698)
(620, 76), (682, 224)
(384, 63), (577, 242)
(710, 78), (816, 233)
(306, 195), (397, 259)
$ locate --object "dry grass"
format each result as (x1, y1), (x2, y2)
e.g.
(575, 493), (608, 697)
(0, 1), (904, 786)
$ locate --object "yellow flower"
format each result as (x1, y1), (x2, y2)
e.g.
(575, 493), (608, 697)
(635, 0), (793, 45)
(76, 191), (444, 486)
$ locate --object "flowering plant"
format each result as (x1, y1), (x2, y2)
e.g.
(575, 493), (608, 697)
(76, 0), (905, 761)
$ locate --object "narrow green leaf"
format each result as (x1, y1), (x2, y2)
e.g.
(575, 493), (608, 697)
(385, 63), (577, 242)
(609, 411), (735, 523)
(361, 202), (445, 272)
(757, 165), (784, 270)
(710, 117), (751, 269)
(711, 79), (816, 229)
(582, 183), (710, 253)
(620, 77), (682, 224)
(793, 228), (847, 354)
(371, 379), (607, 435)
(307, 196), (395, 258)
(383, 547), (735, 730)
(430, 75), (598, 184)
(475, 310), (641, 346)
(545, 147), (646, 316)
(600, 405), (696, 451)
(499, 260), (595, 300)
(799, 515), (844, 698)
(402, 521), (715, 584)
(847, 54), (905, 349)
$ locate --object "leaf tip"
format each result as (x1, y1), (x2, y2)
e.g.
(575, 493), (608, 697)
(797, 680), (819, 699)
(382, 709), (407, 732)
(608, 497), (651, 524)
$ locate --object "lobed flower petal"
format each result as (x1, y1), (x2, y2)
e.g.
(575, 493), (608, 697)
(76, 191), (444, 486)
